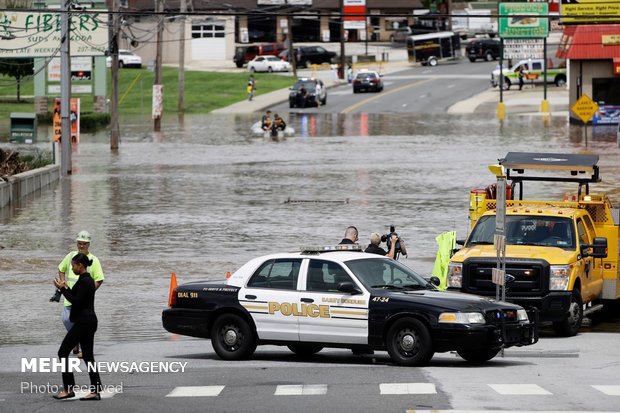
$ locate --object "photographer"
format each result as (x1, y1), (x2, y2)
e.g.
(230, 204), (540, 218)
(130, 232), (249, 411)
(365, 232), (397, 259)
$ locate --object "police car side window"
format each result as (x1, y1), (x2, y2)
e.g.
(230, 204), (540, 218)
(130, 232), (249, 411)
(307, 259), (353, 293)
(247, 259), (301, 290)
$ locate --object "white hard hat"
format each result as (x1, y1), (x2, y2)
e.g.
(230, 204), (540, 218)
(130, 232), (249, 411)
(76, 230), (91, 243)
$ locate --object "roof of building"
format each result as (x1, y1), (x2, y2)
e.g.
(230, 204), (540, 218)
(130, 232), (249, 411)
(557, 24), (620, 60)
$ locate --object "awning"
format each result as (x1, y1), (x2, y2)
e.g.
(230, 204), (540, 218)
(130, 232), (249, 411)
(557, 24), (620, 60)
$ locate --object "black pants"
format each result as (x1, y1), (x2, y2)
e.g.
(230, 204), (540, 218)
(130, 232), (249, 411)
(58, 322), (102, 393)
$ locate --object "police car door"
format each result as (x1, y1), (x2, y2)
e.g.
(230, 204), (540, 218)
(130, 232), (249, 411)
(299, 259), (369, 344)
(239, 258), (302, 341)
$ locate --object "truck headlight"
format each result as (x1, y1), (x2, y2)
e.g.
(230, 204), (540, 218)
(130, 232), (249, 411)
(549, 265), (571, 290)
(447, 262), (462, 288)
(517, 309), (529, 322)
(439, 312), (485, 324)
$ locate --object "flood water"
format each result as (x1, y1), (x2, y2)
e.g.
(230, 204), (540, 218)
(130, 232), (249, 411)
(1, 112), (619, 345)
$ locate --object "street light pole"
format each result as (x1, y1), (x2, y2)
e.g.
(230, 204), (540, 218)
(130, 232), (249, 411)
(60, 0), (71, 175)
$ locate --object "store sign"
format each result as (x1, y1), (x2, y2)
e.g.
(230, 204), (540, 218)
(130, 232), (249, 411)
(47, 57), (92, 82)
(499, 2), (548, 38)
(561, 0), (620, 24)
(344, 0), (366, 30)
(503, 39), (545, 59)
(0, 11), (107, 57)
(603, 35), (620, 46)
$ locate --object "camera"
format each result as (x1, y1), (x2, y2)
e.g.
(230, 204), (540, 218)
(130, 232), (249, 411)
(381, 225), (407, 257)
(49, 289), (62, 302)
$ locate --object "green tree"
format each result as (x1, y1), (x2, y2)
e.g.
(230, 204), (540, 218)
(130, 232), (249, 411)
(0, 59), (34, 102)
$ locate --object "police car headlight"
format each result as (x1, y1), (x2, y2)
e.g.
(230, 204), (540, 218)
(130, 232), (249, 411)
(447, 262), (462, 288)
(517, 309), (529, 322)
(439, 312), (485, 324)
(549, 265), (571, 290)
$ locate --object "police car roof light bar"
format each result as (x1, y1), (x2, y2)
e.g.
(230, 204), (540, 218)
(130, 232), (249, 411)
(300, 244), (363, 254)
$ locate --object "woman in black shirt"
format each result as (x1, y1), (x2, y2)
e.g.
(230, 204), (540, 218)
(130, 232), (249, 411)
(53, 253), (102, 401)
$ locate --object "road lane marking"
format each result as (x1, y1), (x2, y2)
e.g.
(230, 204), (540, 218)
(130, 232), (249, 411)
(341, 78), (437, 114)
(488, 384), (551, 395)
(166, 386), (225, 397)
(380, 383), (437, 395)
(274, 384), (327, 396)
(592, 385), (620, 395)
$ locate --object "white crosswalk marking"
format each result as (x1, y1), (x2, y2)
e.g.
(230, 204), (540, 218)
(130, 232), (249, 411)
(166, 386), (225, 397)
(274, 384), (327, 396)
(592, 385), (620, 396)
(488, 384), (552, 395)
(380, 382), (437, 395)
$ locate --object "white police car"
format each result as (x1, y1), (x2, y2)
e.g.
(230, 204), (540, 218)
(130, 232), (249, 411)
(162, 245), (537, 366)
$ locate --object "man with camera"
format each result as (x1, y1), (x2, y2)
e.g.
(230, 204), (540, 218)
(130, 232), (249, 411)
(365, 232), (398, 259)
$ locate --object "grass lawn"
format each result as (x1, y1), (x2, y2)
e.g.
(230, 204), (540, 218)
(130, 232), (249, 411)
(0, 67), (295, 119)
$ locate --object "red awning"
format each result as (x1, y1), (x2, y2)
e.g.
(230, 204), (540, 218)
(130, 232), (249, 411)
(557, 24), (620, 60)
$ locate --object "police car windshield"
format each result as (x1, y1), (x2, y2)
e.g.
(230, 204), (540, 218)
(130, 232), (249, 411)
(344, 258), (430, 290)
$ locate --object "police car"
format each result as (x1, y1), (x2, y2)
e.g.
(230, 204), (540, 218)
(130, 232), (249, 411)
(162, 245), (538, 366)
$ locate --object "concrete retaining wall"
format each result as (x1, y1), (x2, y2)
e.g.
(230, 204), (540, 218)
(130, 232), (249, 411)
(0, 164), (60, 208)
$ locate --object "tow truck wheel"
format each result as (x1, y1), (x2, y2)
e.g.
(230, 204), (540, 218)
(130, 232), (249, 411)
(211, 314), (257, 360)
(287, 344), (324, 356)
(553, 290), (583, 337)
(386, 318), (434, 366)
(457, 348), (500, 363)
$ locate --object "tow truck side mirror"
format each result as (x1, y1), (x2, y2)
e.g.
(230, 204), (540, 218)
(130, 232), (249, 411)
(581, 237), (608, 258)
(337, 281), (362, 295)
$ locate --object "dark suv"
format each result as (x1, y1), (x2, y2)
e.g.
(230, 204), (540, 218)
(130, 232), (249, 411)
(279, 46), (337, 68)
(467, 39), (501, 62)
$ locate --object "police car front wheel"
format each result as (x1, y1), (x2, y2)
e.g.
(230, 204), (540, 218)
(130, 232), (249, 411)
(211, 314), (257, 360)
(386, 318), (434, 366)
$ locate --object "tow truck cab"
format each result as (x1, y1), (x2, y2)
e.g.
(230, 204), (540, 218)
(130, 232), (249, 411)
(448, 152), (620, 337)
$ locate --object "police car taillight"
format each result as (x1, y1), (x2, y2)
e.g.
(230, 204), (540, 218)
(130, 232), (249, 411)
(168, 272), (178, 307)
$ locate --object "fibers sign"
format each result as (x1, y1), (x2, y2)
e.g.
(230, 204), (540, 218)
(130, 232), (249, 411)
(0, 11), (107, 58)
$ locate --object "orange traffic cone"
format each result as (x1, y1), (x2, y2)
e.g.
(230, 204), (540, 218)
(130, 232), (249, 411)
(168, 272), (178, 307)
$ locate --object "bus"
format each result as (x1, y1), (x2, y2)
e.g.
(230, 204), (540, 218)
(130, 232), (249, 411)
(406, 31), (461, 66)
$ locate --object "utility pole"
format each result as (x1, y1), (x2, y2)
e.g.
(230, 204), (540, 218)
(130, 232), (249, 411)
(110, 0), (120, 149)
(178, 0), (186, 114)
(339, 0), (345, 80)
(60, 0), (71, 175)
(287, 14), (297, 77)
(154, 0), (164, 131)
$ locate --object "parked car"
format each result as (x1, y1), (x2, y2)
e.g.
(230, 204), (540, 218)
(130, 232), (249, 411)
(233, 43), (287, 68)
(247, 55), (291, 73)
(352, 69), (383, 93)
(467, 38), (501, 62)
(491, 58), (567, 90)
(389, 26), (412, 43)
(106, 50), (142, 68)
(279, 46), (337, 68)
(288, 78), (327, 108)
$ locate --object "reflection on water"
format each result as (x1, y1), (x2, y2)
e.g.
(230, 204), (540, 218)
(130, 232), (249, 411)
(1, 112), (619, 345)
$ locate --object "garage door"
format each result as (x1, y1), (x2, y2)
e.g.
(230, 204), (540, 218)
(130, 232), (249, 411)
(191, 21), (226, 60)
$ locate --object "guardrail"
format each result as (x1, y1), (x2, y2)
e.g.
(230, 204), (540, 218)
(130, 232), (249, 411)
(0, 164), (60, 208)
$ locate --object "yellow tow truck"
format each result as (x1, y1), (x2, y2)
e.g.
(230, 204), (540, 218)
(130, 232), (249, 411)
(448, 152), (620, 336)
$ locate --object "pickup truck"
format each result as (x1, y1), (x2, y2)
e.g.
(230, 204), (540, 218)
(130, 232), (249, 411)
(491, 59), (567, 90)
(448, 152), (620, 337)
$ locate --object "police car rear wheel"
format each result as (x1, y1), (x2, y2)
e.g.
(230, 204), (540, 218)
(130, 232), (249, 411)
(287, 344), (324, 356)
(457, 348), (500, 363)
(386, 318), (433, 366)
(211, 314), (257, 360)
